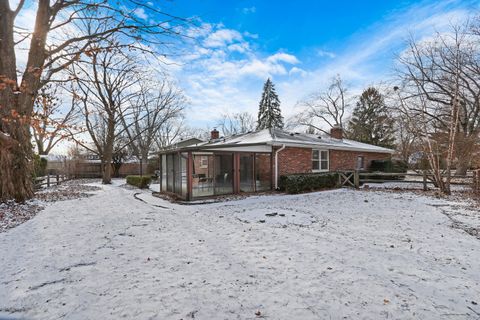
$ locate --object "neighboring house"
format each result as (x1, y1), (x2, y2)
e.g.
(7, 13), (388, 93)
(158, 127), (394, 200)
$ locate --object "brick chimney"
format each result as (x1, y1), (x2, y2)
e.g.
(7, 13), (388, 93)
(330, 125), (343, 139)
(210, 128), (219, 140)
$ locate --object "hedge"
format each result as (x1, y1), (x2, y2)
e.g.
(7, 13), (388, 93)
(369, 159), (408, 173)
(279, 172), (339, 194)
(126, 175), (152, 189)
(369, 159), (408, 180)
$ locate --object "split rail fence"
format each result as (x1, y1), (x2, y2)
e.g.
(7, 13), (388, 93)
(34, 173), (69, 189)
(338, 170), (475, 191)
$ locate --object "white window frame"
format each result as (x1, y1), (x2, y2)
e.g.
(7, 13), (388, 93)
(356, 156), (365, 170)
(312, 149), (329, 172)
(200, 156), (208, 168)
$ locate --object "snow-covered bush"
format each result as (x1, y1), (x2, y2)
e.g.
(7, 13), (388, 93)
(126, 175), (152, 189)
(279, 173), (338, 194)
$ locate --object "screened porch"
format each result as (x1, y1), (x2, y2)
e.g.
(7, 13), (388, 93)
(159, 151), (272, 200)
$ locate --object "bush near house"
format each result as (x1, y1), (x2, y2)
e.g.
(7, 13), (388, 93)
(126, 175), (152, 189)
(369, 159), (408, 180)
(279, 172), (339, 194)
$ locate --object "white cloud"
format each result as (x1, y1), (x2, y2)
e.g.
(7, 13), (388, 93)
(316, 49), (336, 58)
(266, 53), (300, 64)
(242, 6), (256, 14)
(203, 29), (244, 48)
(133, 8), (148, 20)
(289, 67), (308, 77)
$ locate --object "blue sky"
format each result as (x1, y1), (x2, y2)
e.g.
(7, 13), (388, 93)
(154, 0), (478, 130)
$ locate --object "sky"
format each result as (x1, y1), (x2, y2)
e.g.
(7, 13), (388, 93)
(155, 0), (478, 130)
(11, 0), (480, 154)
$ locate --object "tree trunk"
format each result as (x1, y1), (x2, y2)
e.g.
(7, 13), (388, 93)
(141, 150), (149, 176)
(101, 118), (115, 184)
(0, 1), (50, 202)
(0, 4), (32, 202)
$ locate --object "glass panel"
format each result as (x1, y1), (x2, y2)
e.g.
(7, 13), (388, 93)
(312, 160), (319, 170)
(321, 151), (328, 160)
(167, 154), (174, 192)
(240, 154), (254, 192)
(312, 150), (319, 160)
(255, 153), (271, 191)
(192, 154), (214, 198)
(214, 154), (233, 195)
(320, 160), (328, 170)
(181, 153), (188, 196)
(174, 154), (181, 195)
(161, 154), (166, 192)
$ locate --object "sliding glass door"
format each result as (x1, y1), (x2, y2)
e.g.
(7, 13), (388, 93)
(239, 154), (255, 192)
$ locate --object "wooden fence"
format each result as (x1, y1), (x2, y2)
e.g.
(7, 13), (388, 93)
(474, 170), (480, 194)
(338, 170), (475, 191)
(34, 173), (69, 189)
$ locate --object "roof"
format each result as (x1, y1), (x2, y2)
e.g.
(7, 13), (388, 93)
(162, 137), (204, 150)
(163, 128), (395, 154)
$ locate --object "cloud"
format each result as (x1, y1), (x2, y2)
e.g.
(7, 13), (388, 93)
(133, 8), (148, 20)
(289, 67), (308, 77)
(203, 29), (244, 47)
(242, 6), (256, 14)
(316, 49), (336, 58)
(274, 0), (477, 128)
(266, 53), (300, 64)
(159, 22), (305, 125)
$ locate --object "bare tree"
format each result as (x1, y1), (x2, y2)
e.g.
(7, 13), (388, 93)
(294, 75), (351, 134)
(0, 0), (187, 202)
(154, 118), (203, 150)
(396, 25), (468, 193)
(398, 22), (480, 177)
(121, 77), (186, 172)
(71, 43), (140, 184)
(31, 83), (80, 155)
(217, 112), (256, 136)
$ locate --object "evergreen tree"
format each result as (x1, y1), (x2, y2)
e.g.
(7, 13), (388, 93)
(346, 87), (395, 148)
(257, 79), (284, 130)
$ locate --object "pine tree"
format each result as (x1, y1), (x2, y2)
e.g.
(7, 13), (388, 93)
(346, 87), (395, 148)
(257, 79), (284, 130)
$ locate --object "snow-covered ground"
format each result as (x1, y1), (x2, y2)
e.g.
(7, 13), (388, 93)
(1, 181), (479, 319)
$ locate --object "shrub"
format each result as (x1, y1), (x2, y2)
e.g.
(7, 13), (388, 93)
(279, 172), (339, 194)
(126, 175), (152, 189)
(32, 154), (48, 179)
(369, 159), (407, 173)
(369, 159), (408, 180)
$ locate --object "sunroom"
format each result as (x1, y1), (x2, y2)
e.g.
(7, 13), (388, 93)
(158, 149), (273, 200)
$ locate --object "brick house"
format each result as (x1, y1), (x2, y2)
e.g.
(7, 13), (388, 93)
(158, 127), (394, 200)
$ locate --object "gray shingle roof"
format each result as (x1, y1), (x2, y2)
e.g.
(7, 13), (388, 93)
(199, 128), (395, 154)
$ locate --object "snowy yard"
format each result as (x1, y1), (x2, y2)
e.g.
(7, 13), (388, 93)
(1, 181), (480, 319)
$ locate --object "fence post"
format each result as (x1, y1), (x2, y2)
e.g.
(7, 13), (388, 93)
(423, 170), (427, 191)
(47, 175), (50, 187)
(354, 170), (359, 189)
(56, 174), (60, 185)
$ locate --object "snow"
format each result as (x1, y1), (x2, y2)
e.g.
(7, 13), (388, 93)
(201, 128), (395, 154)
(1, 183), (479, 319)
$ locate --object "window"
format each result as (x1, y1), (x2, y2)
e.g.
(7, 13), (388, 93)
(312, 150), (329, 171)
(200, 156), (208, 168)
(357, 156), (365, 170)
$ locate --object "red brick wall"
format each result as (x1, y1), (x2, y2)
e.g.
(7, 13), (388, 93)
(275, 147), (391, 176)
(276, 147), (312, 176)
(329, 150), (391, 171)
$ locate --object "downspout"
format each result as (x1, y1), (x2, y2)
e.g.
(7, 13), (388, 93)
(274, 144), (286, 190)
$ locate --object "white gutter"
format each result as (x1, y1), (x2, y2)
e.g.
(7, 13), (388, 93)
(274, 144), (286, 190)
